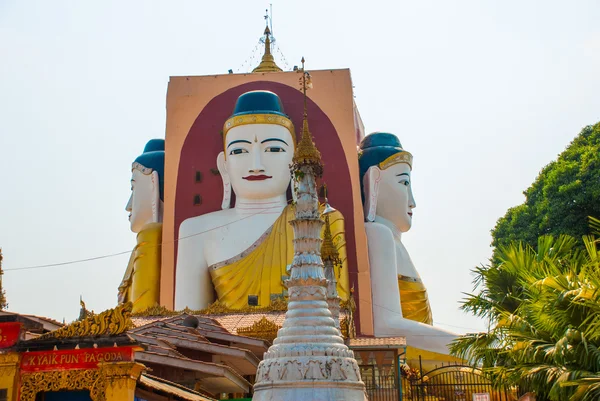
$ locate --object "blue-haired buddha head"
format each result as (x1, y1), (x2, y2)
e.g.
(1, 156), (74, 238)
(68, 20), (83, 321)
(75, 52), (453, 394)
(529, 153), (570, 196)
(358, 132), (416, 231)
(217, 90), (296, 209)
(126, 139), (165, 233)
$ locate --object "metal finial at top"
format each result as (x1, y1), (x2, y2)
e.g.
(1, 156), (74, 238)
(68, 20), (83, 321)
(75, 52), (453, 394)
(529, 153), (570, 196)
(252, 15), (282, 73)
(292, 58), (322, 174)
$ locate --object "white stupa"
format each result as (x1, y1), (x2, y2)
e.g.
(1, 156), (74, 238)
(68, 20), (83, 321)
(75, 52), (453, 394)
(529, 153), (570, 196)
(252, 60), (367, 401)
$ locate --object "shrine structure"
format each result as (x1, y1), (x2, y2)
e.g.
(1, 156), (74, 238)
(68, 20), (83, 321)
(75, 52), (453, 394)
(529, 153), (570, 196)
(114, 20), (461, 397)
(0, 20), (467, 401)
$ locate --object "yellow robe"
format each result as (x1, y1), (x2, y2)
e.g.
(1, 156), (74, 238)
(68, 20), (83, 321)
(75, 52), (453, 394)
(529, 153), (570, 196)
(397, 275), (433, 325)
(118, 222), (162, 313)
(210, 205), (349, 310)
(397, 275), (464, 369)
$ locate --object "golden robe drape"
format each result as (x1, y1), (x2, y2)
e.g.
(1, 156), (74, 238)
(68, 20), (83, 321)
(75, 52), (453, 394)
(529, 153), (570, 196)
(210, 205), (349, 310)
(118, 222), (162, 313)
(398, 275), (433, 325)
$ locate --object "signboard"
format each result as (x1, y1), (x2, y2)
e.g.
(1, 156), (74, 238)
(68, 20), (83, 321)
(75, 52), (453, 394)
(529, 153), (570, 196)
(473, 393), (490, 401)
(20, 346), (136, 372)
(0, 322), (22, 348)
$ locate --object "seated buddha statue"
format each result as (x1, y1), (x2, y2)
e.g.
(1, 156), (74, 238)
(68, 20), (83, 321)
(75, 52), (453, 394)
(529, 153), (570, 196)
(359, 132), (457, 361)
(175, 90), (349, 310)
(118, 139), (164, 313)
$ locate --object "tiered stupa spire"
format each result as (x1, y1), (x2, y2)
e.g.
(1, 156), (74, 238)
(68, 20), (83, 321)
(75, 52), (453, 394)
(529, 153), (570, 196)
(252, 60), (366, 401)
(252, 26), (283, 73)
(321, 202), (342, 330)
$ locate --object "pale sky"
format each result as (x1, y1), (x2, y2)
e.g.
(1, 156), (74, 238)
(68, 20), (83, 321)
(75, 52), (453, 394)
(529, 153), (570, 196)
(1, 1), (599, 334)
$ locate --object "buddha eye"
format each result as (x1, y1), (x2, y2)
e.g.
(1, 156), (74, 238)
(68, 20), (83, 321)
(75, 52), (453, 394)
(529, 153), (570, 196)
(399, 179), (410, 186)
(229, 148), (249, 155)
(265, 147), (286, 153)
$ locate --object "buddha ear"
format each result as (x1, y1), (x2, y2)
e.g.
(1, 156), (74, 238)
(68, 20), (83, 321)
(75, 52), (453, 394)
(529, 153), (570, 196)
(363, 166), (382, 222)
(150, 170), (161, 223)
(217, 151), (232, 210)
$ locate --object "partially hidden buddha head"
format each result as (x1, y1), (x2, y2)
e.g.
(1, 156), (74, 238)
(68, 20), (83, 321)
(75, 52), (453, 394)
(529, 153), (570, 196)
(358, 132), (416, 232)
(218, 90), (296, 209)
(126, 139), (165, 232)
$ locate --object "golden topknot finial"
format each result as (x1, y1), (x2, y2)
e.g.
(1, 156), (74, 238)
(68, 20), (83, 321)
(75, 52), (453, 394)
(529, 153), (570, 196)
(253, 25), (283, 73)
(292, 57), (323, 175)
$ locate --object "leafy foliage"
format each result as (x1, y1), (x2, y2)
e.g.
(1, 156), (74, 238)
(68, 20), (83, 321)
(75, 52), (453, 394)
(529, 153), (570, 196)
(492, 123), (600, 252)
(451, 234), (600, 401)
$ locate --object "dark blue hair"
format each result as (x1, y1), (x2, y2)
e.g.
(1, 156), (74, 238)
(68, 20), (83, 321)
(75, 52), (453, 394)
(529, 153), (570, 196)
(358, 132), (409, 204)
(134, 139), (165, 201)
(230, 90), (289, 118)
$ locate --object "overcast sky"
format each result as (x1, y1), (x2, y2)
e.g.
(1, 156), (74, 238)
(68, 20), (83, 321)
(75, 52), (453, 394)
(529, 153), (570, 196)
(1, 1), (599, 333)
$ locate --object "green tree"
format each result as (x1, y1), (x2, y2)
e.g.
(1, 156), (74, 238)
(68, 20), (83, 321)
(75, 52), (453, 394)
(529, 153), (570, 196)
(492, 122), (600, 251)
(451, 234), (600, 400)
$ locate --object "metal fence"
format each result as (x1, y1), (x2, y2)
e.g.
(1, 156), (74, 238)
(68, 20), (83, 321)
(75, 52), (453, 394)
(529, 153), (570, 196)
(360, 364), (400, 401)
(406, 364), (510, 401)
(359, 362), (511, 401)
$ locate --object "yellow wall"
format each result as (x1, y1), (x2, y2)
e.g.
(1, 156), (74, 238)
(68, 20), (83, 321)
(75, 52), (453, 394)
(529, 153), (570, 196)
(162, 69), (373, 335)
(0, 353), (19, 401)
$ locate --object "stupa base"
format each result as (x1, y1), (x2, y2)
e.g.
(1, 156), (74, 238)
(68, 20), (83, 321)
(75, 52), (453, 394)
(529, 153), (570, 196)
(253, 380), (367, 401)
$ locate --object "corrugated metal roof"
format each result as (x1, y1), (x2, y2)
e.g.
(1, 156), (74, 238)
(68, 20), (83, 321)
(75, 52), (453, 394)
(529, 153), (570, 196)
(139, 374), (215, 401)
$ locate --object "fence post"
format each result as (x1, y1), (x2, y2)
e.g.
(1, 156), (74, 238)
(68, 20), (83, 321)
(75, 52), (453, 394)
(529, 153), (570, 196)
(397, 353), (403, 401)
(419, 355), (424, 401)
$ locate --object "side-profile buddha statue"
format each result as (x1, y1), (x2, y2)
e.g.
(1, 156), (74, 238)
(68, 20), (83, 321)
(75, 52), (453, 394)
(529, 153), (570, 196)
(175, 90), (349, 310)
(118, 139), (164, 313)
(359, 132), (457, 359)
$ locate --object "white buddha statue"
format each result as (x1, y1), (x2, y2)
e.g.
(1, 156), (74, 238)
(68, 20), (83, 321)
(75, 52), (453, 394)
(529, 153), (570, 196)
(119, 139), (165, 312)
(175, 91), (349, 310)
(359, 132), (457, 360)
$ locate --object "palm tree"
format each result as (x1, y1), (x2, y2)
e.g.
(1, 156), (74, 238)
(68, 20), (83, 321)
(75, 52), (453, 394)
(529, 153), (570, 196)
(451, 233), (600, 401)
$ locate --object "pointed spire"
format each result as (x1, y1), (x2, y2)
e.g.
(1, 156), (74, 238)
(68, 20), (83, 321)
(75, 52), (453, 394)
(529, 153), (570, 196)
(321, 213), (340, 264)
(292, 58), (323, 175)
(0, 249), (6, 310)
(253, 25), (283, 73)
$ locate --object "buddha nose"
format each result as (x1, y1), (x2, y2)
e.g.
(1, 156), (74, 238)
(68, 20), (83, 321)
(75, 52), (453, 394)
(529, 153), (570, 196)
(249, 144), (265, 173)
(408, 187), (416, 209)
(125, 194), (133, 212)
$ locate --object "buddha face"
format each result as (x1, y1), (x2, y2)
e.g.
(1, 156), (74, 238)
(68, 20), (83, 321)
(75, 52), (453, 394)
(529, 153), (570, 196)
(374, 162), (416, 232)
(125, 169), (158, 233)
(221, 124), (294, 200)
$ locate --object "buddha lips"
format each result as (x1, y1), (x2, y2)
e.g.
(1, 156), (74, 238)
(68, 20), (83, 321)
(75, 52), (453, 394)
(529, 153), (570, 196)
(243, 175), (272, 181)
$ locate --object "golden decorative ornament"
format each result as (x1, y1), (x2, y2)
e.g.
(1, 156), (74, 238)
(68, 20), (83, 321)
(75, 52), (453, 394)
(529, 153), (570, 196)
(237, 317), (281, 342)
(378, 151), (413, 170)
(38, 302), (134, 339)
(20, 369), (107, 401)
(340, 287), (357, 338)
(0, 353), (19, 378)
(194, 298), (289, 315)
(252, 26), (283, 73)
(222, 113), (295, 151)
(0, 353), (19, 365)
(339, 316), (350, 338)
(339, 298), (356, 312)
(292, 118), (323, 172)
(321, 214), (340, 264)
(131, 304), (179, 317)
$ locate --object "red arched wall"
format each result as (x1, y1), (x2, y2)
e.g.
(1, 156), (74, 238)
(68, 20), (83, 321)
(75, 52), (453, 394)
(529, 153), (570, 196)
(174, 81), (357, 301)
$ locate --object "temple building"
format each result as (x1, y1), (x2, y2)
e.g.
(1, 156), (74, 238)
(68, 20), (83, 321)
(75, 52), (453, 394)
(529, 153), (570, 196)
(0, 19), (497, 401)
